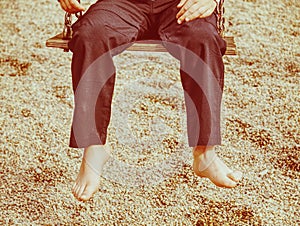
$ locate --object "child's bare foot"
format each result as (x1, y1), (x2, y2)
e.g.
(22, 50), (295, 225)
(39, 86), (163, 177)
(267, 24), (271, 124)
(72, 145), (110, 201)
(193, 146), (243, 188)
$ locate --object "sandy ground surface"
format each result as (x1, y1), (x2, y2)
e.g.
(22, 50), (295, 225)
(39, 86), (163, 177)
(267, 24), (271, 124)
(1, 0), (299, 225)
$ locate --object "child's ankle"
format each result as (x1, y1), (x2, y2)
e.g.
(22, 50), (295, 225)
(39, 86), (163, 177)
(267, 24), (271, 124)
(193, 146), (214, 157)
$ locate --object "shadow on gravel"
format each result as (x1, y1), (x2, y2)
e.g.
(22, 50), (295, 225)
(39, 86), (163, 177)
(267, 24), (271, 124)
(0, 57), (31, 76)
(270, 146), (300, 179)
(193, 197), (262, 225)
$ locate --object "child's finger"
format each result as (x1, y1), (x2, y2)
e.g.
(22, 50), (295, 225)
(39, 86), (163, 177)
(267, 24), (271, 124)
(59, 0), (68, 12)
(176, 0), (194, 19)
(177, 0), (188, 8)
(69, 0), (85, 11)
(59, 0), (85, 13)
(185, 6), (208, 21)
(198, 6), (214, 18)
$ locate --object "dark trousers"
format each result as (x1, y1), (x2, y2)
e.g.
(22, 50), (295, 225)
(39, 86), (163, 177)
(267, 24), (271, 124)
(68, 0), (227, 148)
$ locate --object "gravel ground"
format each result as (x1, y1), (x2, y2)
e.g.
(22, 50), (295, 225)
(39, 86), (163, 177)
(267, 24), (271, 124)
(0, 0), (299, 225)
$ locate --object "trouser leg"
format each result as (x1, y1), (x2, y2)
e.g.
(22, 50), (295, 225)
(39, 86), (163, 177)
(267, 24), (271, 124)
(68, 0), (149, 148)
(157, 3), (227, 146)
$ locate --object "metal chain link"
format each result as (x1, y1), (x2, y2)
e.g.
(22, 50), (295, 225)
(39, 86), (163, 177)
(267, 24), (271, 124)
(63, 12), (73, 39)
(62, 0), (82, 40)
(215, 0), (225, 37)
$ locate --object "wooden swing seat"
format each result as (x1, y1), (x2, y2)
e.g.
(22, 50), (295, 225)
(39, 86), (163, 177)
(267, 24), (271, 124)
(46, 32), (236, 55)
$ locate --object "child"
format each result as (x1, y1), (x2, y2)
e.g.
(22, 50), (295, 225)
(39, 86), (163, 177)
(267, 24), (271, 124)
(58, 0), (242, 201)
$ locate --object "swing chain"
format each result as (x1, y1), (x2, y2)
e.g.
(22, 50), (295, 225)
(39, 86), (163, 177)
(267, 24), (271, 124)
(62, 0), (82, 40)
(63, 12), (72, 40)
(215, 0), (225, 37)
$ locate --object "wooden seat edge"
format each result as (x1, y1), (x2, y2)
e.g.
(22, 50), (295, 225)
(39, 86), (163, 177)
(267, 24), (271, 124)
(46, 33), (236, 55)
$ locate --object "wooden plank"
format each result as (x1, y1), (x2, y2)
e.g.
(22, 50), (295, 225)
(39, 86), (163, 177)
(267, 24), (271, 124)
(46, 33), (69, 49)
(46, 33), (236, 55)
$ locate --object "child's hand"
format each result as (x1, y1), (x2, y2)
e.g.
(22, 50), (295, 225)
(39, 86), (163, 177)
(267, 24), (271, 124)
(176, 0), (217, 24)
(58, 0), (85, 13)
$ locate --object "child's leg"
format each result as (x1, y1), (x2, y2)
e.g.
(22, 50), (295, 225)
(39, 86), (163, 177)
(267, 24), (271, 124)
(72, 145), (110, 201)
(193, 146), (243, 188)
(68, 0), (150, 200)
(158, 8), (226, 146)
(158, 4), (242, 187)
(68, 0), (151, 148)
